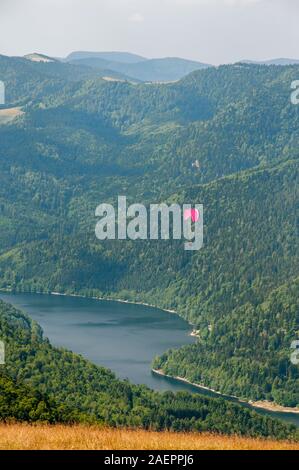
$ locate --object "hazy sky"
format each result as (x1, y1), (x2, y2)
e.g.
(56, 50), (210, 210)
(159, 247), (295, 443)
(0, 0), (298, 64)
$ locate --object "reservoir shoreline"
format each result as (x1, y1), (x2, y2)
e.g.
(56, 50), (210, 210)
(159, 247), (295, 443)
(1, 288), (298, 418)
(152, 369), (299, 415)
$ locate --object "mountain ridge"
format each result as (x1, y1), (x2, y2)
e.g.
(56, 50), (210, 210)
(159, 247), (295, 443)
(66, 55), (212, 82)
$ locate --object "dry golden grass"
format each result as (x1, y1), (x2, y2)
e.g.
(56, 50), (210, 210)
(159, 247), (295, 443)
(0, 424), (298, 450)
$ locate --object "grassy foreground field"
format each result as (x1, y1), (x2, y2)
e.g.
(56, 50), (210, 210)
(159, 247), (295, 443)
(0, 424), (298, 450)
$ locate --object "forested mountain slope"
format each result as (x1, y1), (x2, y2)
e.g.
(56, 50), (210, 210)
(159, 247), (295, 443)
(1, 159), (297, 405)
(1, 60), (299, 191)
(0, 55), (104, 105)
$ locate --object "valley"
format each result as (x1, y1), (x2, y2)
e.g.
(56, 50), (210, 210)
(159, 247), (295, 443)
(0, 53), (298, 442)
(1, 291), (298, 428)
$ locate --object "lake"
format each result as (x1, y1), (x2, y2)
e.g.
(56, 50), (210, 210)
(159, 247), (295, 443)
(1, 292), (298, 427)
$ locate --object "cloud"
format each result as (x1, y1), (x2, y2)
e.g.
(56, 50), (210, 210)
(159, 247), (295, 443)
(128, 13), (144, 23)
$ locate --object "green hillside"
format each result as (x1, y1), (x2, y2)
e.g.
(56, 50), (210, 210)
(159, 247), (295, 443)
(0, 371), (79, 423)
(154, 277), (299, 406)
(0, 56), (298, 408)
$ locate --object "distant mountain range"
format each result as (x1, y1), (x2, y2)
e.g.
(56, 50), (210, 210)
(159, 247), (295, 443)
(66, 51), (147, 64)
(22, 52), (299, 82)
(64, 51), (211, 82)
(23, 51), (211, 82)
(0, 52), (298, 422)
